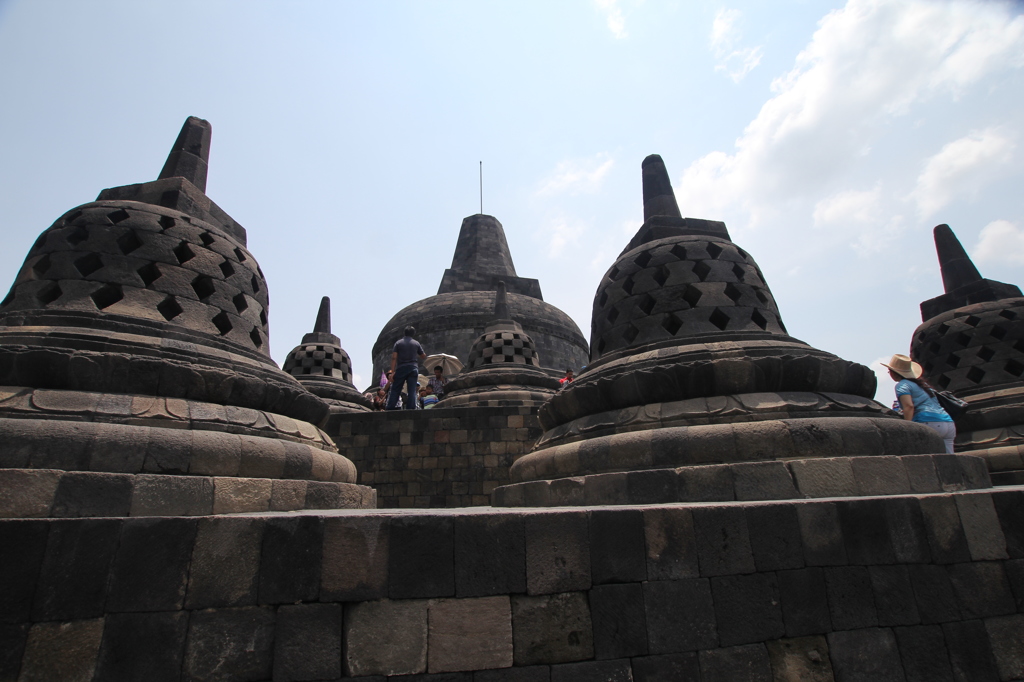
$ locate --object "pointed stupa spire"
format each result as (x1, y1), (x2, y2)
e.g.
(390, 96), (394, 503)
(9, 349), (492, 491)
(313, 296), (332, 334)
(642, 154), (682, 221)
(448, 214), (518, 276)
(494, 281), (510, 320)
(934, 224), (983, 293)
(158, 116), (212, 192)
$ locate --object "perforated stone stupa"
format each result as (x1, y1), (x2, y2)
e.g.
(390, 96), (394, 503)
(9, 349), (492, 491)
(496, 154), (948, 505)
(911, 224), (1024, 482)
(0, 117), (373, 517)
(371, 214), (589, 383)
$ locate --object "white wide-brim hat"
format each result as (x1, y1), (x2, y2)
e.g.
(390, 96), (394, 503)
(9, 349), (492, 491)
(881, 353), (923, 379)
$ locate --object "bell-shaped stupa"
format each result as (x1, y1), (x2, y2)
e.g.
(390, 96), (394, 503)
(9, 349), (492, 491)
(0, 117), (374, 516)
(496, 154), (948, 505)
(911, 224), (1024, 482)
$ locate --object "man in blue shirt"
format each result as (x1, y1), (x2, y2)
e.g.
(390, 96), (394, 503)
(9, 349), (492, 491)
(387, 326), (426, 410)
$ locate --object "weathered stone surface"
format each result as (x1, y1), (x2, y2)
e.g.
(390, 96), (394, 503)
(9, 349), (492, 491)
(390, 515), (455, 598)
(550, 659), (632, 682)
(259, 515), (323, 604)
(95, 612), (188, 682)
(797, 503), (847, 567)
(0, 623), (28, 682)
(711, 573), (785, 646)
(0, 520), (48, 622)
(107, 517), (196, 612)
(747, 503), (804, 571)
(321, 516), (389, 602)
(919, 496), (972, 563)
(590, 508), (646, 584)
(19, 619), (103, 682)
(778, 568), (832, 637)
(474, 666), (551, 682)
(765, 636), (834, 682)
(526, 511), (590, 595)
(884, 497), (932, 563)
(270, 478), (308, 511)
(850, 456), (911, 496)
(212, 477), (271, 514)
(825, 566), (878, 630)
(644, 579), (717, 654)
(0, 469), (59, 518)
(511, 592), (594, 666)
(942, 619), (1000, 681)
(186, 516), (263, 608)
(826, 628), (904, 682)
(908, 564), (961, 624)
(954, 493), (1009, 561)
(946, 562), (1015, 619)
(345, 599), (428, 677)
(33, 518), (121, 621)
(589, 583), (648, 659)
(869, 565), (921, 626)
(184, 606), (275, 682)
(273, 603), (342, 682)
(984, 614), (1024, 681)
(698, 643), (772, 682)
(894, 624), (954, 682)
(428, 596), (512, 673)
(692, 506), (754, 576)
(51, 471), (133, 517)
(454, 514), (526, 597)
(630, 652), (700, 681)
(731, 461), (798, 500)
(643, 507), (699, 580)
(129, 474), (213, 516)
(789, 459), (858, 498)
(837, 499), (895, 565)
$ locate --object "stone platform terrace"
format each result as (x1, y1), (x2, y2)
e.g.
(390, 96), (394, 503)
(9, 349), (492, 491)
(3, 485), (1024, 681)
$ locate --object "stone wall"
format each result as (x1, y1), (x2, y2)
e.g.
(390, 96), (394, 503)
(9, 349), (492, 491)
(3, 489), (1023, 680)
(326, 406), (543, 508)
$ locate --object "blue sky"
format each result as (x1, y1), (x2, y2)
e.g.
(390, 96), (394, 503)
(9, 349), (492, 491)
(1, 0), (1022, 399)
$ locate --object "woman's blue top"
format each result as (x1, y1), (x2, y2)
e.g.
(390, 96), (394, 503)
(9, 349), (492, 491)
(894, 379), (953, 422)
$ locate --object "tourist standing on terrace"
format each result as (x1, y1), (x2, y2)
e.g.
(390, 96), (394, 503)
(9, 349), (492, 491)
(387, 326), (427, 410)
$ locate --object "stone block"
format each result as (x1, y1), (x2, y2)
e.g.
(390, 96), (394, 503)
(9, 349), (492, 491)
(796, 502), (847, 566)
(269, 478), (308, 511)
(0, 469), (59, 518)
(711, 573), (784, 646)
(212, 477), (271, 514)
(589, 583), (647, 659)
(698, 643), (772, 682)
(908, 564), (961, 624)
(692, 506), (754, 576)
(1007, 558), (1024, 612)
(778, 568), (832, 637)
(454, 514), (526, 598)
(259, 515), (323, 603)
(129, 474), (213, 516)
(643, 507), (699, 580)
(95, 611), (188, 682)
(51, 471), (133, 518)
(942, 620), (1000, 681)
(884, 497), (932, 563)
(184, 606), (275, 682)
(237, 436), (286, 479)
(344, 598), (428, 676)
(33, 518), (120, 621)
(511, 592), (593, 666)
(677, 464), (733, 502)
(836, 499), (895, 565)
(0, 520), (49, 622)
(918, 496), (972, 564)
(901, 455), (942, 493)
(550, 659), (632, 682)
(824, 566), (878, 630)
(428, 596), (512, 673)
(827, 628), (904, 682)
(549, 477), (585, 505)
(933, 454), (967, 491)
(893, 625), (954, 682)
(985, 614), (1024, 681)
(789, 458), (858, 498)
(954, 493), (1009, 561)
(946, 562), (1015, 619)
(850, 456), (911, 496)
(0, 623), (28, 681)
(869, 565), (920, 626)
(627, 468), (678, 504)
(390, 515), (455, 598)
(766, 636), (834, 682)
(731, 461), (798, 501)
(590, 508), (646, 584)
(643, 579), (717, 654)
(474, 665), (551, 682)
(107, 517), (196, 612)
(747, 503), (804, 571)
(321, 516), (389, 602)
(630, 652), (700, 681)
(992, 490), (1024, 559)
(526, 511), (590, 595)
(142, 427), (191, 474)
(583, 473), (628, 505)
(273, 603), (342, 681)
(186, 516), (263, 608)
(19, 619), (103, 682)
(188, 430), (242, 476)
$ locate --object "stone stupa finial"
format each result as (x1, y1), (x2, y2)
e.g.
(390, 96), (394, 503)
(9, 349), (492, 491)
(642, 154), (682, 221)
(494, 281), (510, 320)
(158, 116), (212, 192)
(934, 223), (983, 293)
(314, 296), (332, 334)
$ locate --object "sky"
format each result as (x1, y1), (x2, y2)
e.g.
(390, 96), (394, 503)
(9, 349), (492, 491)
(0, 0), (1022, 400)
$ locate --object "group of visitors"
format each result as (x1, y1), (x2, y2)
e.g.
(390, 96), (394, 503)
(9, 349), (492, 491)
(367, 327), (448, 411)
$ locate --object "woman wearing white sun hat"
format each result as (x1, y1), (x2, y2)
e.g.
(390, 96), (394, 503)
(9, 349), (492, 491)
(881, 353), (956, 454)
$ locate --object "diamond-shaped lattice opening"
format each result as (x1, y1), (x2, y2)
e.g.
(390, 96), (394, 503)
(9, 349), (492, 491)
(706, 242), (723, 259)
(606, 306), (619, 324)
(622, 324), (640, 344)
(73, 253), (103, 277)
(751, 309), (768, 330)
(622, 275), (635, 295)
(158, 216), (175, 230)
(259, 310), (267, 327)
(999, 309), (1018, 320)
(966, 366), (986, 383)
(991, 325), (1007, 341)
(233, 293), (248, 313)
(693, 261), (711, 282)
(32, 254), (51, 277)
(955, 332), (970, 347)
(936, 323), (950, 337)
(63, 210), (83, 225)
(977, 346), (995, 362)
(964, 315), (981, 327)
(1006, 359), (1024, 377)
(598, 290), (608, 307)
(683, 285), (702, 308)
(924, 362), (934, 373)
(200, 232), (215, 247)
(634, 251), (652, 268)
(212, 312), (233, 335)
(928, 341), (941, 354)
(66, 225), (89, 246)
(116, 230), (142, 255)
(219, 260), (235, 278)
(938, 374), (951, 389)
(90, 283), (123, 310)
(36, 282), (62, 305)
(157, 296), (183, 320)
(755, 289), (769, 305)
(251, 275), (261, 294)
(662, 313), (682, 336)
(107, 209), (130, 224)
(137, 263), (161, 287)
(31, 232), (49, 253)
(249, 327), (263, 348)
(732, 263), (745, 281)
(233, 247), (247, 262)
(191, 275), (216, 301)
(709, 307), (729, 331)
(737, 247), (748, 260)
(598, 338), (607, 354)
(608, 266), (619, 281)
(945, 353), (960, 368)
(724, 282), (743, 304)
(173, 241), (195, 264)
(670, 244), (687, 261)
(653, 265), (669, 287)
(637, 293), (656, 315)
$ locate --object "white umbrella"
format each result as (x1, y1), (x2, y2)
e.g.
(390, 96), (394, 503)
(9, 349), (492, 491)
(422, 353), (463, 376)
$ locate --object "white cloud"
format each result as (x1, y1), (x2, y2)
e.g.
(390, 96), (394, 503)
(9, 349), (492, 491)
(537, 154), (614, 196)
(910, 127), (1016, 217)
(594, 0), (626, 39)
(545, 215), (586, 257)
(813, 185), (904, 253)
(974, 219), (1024, 265)
(709, 8), (762, 82)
